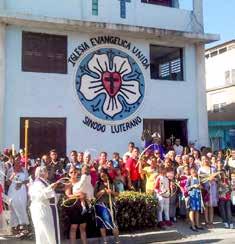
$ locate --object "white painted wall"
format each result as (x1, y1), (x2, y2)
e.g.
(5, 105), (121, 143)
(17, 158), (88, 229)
(206, 48), (235, 89)
(5, 0), (193, 32)
(3, 25), (205, 155)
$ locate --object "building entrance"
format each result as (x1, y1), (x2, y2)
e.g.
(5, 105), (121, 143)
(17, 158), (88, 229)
(143, 119), (188, 146)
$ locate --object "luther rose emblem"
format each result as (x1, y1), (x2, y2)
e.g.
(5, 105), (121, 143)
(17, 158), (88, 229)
(75, 48), (145, 122)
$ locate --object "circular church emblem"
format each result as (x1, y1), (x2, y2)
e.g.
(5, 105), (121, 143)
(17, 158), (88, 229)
(75, 47), (145, 122)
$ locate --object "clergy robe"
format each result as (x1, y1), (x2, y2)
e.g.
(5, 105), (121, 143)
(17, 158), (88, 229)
(28, 178), (61, 244)
(7, 169), (29, 227)
(149, 144), (164, 159)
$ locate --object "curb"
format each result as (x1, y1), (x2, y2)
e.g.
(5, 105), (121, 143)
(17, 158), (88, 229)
(0, 230), (183, 244)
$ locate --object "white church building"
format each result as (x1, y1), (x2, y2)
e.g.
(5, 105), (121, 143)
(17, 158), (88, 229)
(0, 0), (218, 157)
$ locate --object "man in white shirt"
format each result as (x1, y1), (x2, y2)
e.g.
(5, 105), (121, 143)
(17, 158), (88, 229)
(173, 139), (183, 156)
(123, 142), (135, 159)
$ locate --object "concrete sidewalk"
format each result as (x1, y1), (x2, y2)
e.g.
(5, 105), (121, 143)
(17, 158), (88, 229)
(0, 229), (183, 244)
(0, 218), (231, 244)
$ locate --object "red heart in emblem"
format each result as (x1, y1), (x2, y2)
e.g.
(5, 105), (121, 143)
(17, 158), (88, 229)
(102, 72), (122, 97)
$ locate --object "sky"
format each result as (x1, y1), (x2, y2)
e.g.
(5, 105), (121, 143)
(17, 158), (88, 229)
(179, 0), (235, 47)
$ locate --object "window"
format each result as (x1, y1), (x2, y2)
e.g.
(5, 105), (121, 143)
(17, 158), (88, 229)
(92, 0), (98, 16)
(225, 70), (231, 84)
(141, 0), (172, 7)
(213, 103), (226, 113)
(210, 50), (218, 57)
(22, 32), (67, 74)
(232, 69), (235, 83)
(219, 47), (227, 54)
(213, 104), (220, 113)
(225, 69), (235, 84)
(150, 45), (184, 81)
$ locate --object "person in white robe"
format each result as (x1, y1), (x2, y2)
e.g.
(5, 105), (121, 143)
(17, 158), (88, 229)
(28, 166), (61, 244)
(7, 157), (29, 235)
(0, 155), (6, 192)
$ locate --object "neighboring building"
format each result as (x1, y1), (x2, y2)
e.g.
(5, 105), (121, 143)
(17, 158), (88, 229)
(0, 0), (218, 157)
(206, 40), (235, 151)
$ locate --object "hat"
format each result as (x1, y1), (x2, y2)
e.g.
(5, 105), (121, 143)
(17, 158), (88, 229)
(152, 132), (161, 139)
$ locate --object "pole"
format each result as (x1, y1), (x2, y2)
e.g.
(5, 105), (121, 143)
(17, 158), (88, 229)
(11, 144), (15, 156)
(107, 179), (114, 224)
(24, 119), (29, 168)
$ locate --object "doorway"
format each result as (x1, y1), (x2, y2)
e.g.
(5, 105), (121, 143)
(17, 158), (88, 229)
(143, 119), (188, 146)
(164, 120), (188, 146)
(20, 117), (66, 158)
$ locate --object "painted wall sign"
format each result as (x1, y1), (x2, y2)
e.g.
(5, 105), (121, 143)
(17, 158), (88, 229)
(68, 36), (149, 133)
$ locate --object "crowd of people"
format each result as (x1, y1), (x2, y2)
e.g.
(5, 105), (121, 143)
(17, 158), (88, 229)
(0, 135), (235, 244)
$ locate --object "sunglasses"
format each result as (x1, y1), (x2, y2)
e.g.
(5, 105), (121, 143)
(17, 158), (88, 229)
(69, 171), (77, 174)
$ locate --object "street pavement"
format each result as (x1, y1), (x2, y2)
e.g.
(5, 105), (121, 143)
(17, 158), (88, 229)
(162, 220), (235, 244)
(1, 218), (235, 243)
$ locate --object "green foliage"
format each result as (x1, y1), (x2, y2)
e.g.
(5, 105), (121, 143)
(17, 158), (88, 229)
(58, 191), (158, 237)
(116, 191), (158, 231)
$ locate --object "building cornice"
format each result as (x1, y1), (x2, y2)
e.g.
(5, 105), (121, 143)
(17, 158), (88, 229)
(0, 10), (219, 43)
(207, 83), (235, 93)
(206, 39), (235, 53)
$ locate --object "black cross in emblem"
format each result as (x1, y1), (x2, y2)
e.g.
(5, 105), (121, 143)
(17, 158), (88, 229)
(105, 73), (119, 95)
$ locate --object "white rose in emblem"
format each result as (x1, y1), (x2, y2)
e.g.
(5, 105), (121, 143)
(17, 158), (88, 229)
(79, 53), (141, 118)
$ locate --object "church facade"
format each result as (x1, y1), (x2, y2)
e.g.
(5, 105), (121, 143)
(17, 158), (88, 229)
(0, 0), (218, 156)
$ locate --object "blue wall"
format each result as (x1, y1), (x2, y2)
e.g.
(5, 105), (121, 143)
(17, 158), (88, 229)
(209, 121), (235, 149)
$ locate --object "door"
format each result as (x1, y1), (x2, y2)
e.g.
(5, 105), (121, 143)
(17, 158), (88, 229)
(20, 117), (66, 158)
(164, 120), (188, 146)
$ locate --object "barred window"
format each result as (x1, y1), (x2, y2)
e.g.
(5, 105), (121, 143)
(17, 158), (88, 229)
(92, 0), (99, 16)
(22, 32), (67, 74)
(225, 70), (231, 84)
(141, 0), (172, 7)
(232, 69), (235, 83)
(150, 45), (184, 81)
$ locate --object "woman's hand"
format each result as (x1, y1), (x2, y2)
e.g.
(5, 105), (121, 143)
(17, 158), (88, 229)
(50, 180), (61, 189)
(105, 188), (112, 195)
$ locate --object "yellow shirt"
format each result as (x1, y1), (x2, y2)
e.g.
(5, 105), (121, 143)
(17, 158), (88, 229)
(143, 166), (158, 194)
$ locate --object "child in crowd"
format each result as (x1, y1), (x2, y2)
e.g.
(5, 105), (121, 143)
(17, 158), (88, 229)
(139, 157), (159, 195)
(0, 183), (3, 230)
(73, 165), (94, 200)
(155, 166), (171, 228)
(187, 168), (203, 232)
(178, 166), (190, 218)
(114, 168), (125, 192)
(111, 152), (120, 169)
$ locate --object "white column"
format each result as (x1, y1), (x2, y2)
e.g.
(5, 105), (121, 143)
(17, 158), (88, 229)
(195, 43), (209, 147)
(0, 4), (5, 151)
(193, 0), (204, 33)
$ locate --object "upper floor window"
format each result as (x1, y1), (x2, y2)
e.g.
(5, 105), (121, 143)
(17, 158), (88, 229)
(141, 0), (172, 7)
(150, 45), (184, 81)
(225, 69), (235, 84)
(22, 32), (67, 74)
(213, 103), (226, 113)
